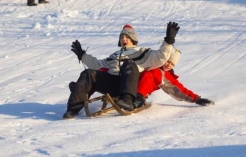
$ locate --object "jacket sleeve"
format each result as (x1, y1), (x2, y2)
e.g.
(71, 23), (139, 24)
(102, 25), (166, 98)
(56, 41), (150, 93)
(161, 71), (199, 103)
(136, 41), (174, 72)
(81, 54), (108, 70)
(138, 69), (163, 97)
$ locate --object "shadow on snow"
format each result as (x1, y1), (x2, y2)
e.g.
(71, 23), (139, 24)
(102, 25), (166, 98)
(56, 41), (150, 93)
(0, 102), (65, 121)
(225, 0), (246, 5)
(91, 145), (246, 157)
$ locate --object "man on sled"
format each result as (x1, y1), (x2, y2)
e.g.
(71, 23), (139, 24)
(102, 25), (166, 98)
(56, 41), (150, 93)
(63, 22), (180, 119)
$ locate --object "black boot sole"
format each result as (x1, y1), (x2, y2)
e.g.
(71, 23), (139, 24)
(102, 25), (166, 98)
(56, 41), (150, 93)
(27, 3), (37, 6)
(63, 111), (79, 119)
(115, 100), (134, 111)
(39, 1), (49, 4)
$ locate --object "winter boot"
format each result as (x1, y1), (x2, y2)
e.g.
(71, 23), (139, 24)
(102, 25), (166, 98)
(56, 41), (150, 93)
(27, 0), (37, 6)
(133, 93), (146, 108)
(39, 0), (49, 4)
(63, 110), (79, 119)
(69, 81), (76, 93)
(63, 101), (84, 119)
(115, 94), (135, 111)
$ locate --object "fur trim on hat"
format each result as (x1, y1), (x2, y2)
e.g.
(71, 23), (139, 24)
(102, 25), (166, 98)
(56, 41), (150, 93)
(118, 24), (138, 47)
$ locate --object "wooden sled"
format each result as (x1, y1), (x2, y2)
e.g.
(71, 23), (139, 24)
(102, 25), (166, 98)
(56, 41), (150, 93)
(84, 93), (151, 117)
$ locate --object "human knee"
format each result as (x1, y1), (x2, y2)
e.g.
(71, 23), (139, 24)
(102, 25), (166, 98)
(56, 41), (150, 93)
(121, 60), (138, 74)
(80, 69), (96, 78)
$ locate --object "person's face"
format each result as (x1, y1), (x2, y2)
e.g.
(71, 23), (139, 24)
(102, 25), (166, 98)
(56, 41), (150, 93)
(161, 61), (175, 71)
(120, 35), (134, 47)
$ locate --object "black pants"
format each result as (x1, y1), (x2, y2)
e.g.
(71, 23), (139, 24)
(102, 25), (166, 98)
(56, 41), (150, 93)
(67, 60), (139, 110)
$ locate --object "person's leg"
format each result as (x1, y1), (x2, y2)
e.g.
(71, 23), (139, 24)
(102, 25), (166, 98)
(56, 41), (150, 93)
(64, 69), (95, 118)
(116, 60), (139, 111)
(68, 81), (76, 93)
(119, 60), (139, 97)
(94, 72), (121, 97)
(69, 81), (95, 98)
(64, 69), (120, 118)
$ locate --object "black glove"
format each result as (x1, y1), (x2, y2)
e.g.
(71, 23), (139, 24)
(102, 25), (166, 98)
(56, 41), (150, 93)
(195, 96), (215, 106)
(71, 40), (86, 62)
(164, 21), (180, 44)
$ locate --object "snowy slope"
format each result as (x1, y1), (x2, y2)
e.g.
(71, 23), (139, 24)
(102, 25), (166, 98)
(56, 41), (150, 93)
(0, 0), (246, 156)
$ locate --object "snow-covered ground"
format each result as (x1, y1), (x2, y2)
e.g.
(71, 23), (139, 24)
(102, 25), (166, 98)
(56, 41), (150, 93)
(1, 0), (246, 156)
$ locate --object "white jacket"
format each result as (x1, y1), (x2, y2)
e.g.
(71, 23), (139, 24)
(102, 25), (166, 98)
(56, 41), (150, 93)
(81, 41), (174, 75)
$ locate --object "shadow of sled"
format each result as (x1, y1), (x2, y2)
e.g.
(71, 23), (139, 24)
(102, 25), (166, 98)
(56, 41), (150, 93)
(83, 93), (151, 117)
(0, 102), (64, 121)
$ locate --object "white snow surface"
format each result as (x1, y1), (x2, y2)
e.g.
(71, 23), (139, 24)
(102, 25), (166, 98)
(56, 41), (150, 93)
(1, 0), (246, 156)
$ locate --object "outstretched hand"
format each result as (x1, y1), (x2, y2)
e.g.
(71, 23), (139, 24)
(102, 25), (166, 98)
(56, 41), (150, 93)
(71, 40), (86, 62)
(195, 96), (215, 106)
(164, 21), (180, 45)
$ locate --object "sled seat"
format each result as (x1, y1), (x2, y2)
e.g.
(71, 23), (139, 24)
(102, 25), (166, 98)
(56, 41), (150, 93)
(84, 93), (151, 117)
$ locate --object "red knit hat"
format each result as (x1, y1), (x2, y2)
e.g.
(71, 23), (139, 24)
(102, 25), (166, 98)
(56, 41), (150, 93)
(118, 24), (138, 47)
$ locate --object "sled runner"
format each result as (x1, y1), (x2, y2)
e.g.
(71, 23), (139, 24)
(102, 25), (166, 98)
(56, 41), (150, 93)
(84, 93), (151, 117)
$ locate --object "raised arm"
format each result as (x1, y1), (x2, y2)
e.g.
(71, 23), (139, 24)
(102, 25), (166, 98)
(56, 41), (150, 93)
(136, 22), (180, 72)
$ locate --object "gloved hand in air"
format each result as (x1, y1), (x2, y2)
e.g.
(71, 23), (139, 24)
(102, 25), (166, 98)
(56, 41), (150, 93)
(164, 21), (180, 45)
(71, 40), (86, 62)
